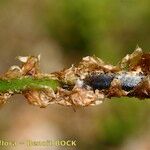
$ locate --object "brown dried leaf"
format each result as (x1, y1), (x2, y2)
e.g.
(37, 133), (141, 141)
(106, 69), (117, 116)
(19, 55), (40, 75)
(120, 47), (143, 70)
(129, 76), (150, 99)
(137, 54), (150, 75)
(56, 87), (104, 107)
(23, 88), (55, 108)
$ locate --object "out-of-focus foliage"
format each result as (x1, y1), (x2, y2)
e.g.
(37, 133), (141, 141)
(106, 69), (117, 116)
(98, 99), (149, 144)
(40, 0), (150, 62)
(79, 99), (150, 150)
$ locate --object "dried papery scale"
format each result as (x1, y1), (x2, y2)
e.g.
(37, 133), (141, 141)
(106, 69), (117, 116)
(0, 48), (149, 108)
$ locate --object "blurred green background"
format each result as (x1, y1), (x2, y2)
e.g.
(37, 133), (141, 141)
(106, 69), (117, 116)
(0, 0), (150, 150)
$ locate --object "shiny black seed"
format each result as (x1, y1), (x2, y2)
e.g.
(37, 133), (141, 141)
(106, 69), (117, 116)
(84, 74), (114, 90)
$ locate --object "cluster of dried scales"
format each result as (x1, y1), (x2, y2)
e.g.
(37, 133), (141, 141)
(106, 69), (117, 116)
(0, 47), (149, 108)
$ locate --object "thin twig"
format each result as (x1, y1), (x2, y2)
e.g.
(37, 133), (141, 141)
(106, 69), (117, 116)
(0, 48), (149, 107)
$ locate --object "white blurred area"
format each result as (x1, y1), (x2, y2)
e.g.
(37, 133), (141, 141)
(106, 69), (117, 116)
(0, 0), (64, 73)
(5, 106), (62, 150)
(122, 132), (150, 150)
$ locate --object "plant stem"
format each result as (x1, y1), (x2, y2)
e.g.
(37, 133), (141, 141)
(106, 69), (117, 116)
(0, 48), (149, 107)
(0, 76), (60, 93)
